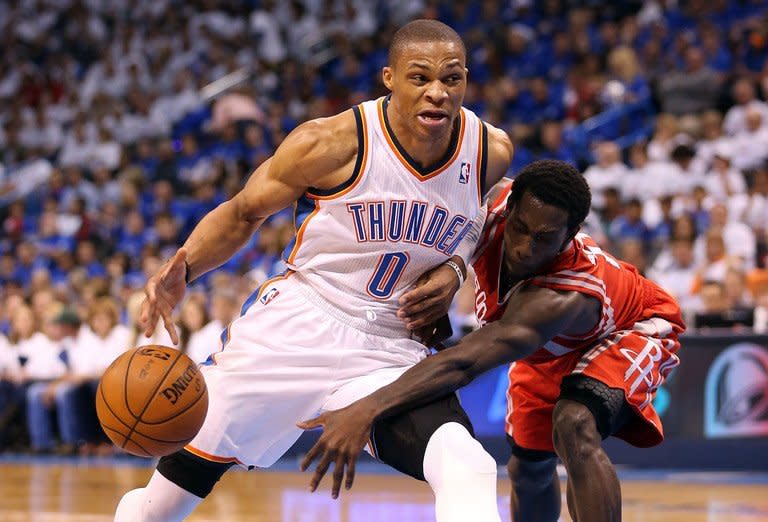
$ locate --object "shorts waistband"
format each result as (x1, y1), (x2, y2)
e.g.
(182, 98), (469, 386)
(291, 272), (413, 340)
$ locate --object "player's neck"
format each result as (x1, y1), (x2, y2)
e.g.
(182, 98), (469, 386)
(386, 103), (455, 168)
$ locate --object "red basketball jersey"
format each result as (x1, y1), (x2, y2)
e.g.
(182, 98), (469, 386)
(472, 181), (685, 363)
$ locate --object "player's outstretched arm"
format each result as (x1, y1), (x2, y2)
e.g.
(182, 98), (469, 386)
(141, 111), (358, 340)
(299, 285), (599, 496)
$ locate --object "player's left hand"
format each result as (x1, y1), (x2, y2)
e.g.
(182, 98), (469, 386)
(297, 403), (374, 499)
(398, 258), (464, 331)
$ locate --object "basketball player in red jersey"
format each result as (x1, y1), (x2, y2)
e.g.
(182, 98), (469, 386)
(301, 160), (685, 522)
(115, 20), (513, 522)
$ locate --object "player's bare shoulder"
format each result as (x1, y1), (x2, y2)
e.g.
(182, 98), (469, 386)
(483, 122), (514, 189)
(274, 109), (360, 190)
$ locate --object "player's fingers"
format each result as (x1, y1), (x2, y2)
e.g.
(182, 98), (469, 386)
(142, 283), (159, 335)
(400, 295), (441, 318)
(143, 304), (160, 338)
(399, 284), (436, 306)
(296, 417), (323, 430)
(345, 457), (356, 491)
(331, 456), (345, 499)
(310, 452), (334, 492)
(300, 441), (323, 471)
(405, 312), (442, 331)
(159, 306), (178, 345)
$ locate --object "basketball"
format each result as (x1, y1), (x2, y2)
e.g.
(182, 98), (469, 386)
(95, 345), (208, 457)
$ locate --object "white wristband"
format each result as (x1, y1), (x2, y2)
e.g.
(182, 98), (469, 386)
(445, 260), (465, 287)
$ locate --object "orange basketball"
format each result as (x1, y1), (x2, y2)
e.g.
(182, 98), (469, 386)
(95, 345), (208, 457)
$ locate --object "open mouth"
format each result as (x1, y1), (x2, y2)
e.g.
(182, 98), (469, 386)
(417, 110), (449, 126)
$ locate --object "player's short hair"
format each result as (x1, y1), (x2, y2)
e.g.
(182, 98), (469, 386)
(388, 19), (466, 66)
(508, 160), (591, 231)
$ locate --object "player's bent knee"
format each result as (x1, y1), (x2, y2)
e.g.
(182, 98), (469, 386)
(552, 401), (602, 462)
(507, 453), (557, 491)
(157, 449), (234, 498)
(114, 488), (145, 522)
(424, 422), (501, 522)
(423, 422), (497, 487)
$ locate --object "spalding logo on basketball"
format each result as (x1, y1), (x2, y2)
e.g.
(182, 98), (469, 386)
(96, 345), (209, 457)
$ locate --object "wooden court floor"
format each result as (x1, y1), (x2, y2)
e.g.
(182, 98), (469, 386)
(0, 461), (766, 521)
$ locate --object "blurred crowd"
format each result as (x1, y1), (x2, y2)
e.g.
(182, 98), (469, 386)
(1, 0), (768, 453)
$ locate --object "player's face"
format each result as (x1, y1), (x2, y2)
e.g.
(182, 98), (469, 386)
(503, 191), (573, 280)
(383, 41), (467, 139)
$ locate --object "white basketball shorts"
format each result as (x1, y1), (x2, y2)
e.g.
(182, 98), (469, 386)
(185, 272), (428, 468)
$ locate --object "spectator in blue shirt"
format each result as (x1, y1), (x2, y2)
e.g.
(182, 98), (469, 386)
(536, 120), (577, 166)
(520, 77), (566, 124)
(14, 242), (48, 288)
(609, 198), (650, 246)
(176, 134), (214, 190)
(117, 211), (151, 260)
(74, 240), (106, 279)
(34, 211), (75, 261)
(208, 123), (245, 165)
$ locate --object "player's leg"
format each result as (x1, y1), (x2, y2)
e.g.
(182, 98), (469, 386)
(506, 440), (559, 522)
(115, 449), (233, 522)
(372, 395), (501, 522)
(504, 359), (570, 521)
(324, 358), (500, 522)
(551, 396), (625, 522)
(115, 276), (340, 521)
(554, 322), (681, 522)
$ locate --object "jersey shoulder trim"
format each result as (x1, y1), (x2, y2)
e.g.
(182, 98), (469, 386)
(476, 121), (489, 203)
(306, 104), (368, 200)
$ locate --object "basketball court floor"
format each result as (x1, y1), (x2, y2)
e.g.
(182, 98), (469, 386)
(0, 456), (766, 521)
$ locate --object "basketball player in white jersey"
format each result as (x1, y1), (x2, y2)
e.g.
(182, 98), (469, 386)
(114, 20), (512, 522)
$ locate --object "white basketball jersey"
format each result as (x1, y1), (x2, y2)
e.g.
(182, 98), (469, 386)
(282, 96), (488, 335)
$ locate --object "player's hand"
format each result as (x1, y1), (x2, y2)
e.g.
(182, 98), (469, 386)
(297, 403), (375, 499)
(398, 259), (463, 331)
(140, 248), (188, 345)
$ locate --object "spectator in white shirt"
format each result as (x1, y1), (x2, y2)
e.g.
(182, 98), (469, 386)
(723, 77), (768, 136)
(648, 114), (680, 162)
(19, 105), (63, 156)
(583, 141), (628, 209)
(731, 108), (768, 172)
(10, 303), (66, 453)
(704, 142), (747, 200)
(670, 143), (707, 195)
(58, 121), (94, 168)
(730, 167), (768, 236)
(0, 331), (23, 449)
(12, 305), (66, 384)
(185, 290), (239, 364)
(695, 110), (728, 169)
(648, 236), (700, 312)
(694, 202), (756, 270)
(178, 297), (209, 363)
(25, 304), (80, 453)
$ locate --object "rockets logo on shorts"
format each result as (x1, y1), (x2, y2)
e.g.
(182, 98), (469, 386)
(459, 162), (471, 184)
(260, 287), (280, 306)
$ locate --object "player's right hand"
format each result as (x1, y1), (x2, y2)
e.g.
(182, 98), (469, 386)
(140, 248), (188, 345)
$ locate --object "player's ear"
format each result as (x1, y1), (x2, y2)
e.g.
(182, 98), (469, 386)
(561, 225), (581, 251)
(382, 67), (394, 91)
